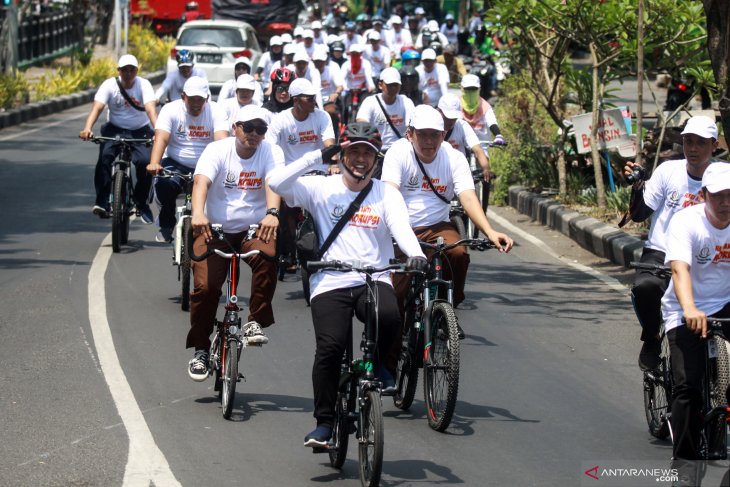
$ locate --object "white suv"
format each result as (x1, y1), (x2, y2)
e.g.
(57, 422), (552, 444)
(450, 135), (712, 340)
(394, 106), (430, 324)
(168, 20), (262, 91)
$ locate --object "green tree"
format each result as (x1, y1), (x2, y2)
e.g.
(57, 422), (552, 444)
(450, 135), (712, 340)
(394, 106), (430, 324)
(701, 0), (730, 142)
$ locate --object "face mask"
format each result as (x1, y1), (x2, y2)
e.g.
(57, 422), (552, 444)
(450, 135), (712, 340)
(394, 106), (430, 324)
(462, 90), (480, 114)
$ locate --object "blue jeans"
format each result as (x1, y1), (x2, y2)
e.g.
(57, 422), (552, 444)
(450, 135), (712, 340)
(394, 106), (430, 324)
(153, 157), (193, 229)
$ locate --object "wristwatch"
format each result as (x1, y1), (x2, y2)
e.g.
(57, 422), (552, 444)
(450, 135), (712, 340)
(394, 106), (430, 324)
(266, 208), (280, 218)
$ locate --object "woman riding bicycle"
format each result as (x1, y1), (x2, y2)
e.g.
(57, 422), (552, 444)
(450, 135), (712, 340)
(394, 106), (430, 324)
(267, 122), (427, 449)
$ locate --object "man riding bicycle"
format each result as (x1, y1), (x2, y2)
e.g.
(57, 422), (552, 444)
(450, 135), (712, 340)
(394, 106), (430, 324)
(155, 50), (208, 104)
(79, 54), (157, 223)
(267, 122), (427, 449)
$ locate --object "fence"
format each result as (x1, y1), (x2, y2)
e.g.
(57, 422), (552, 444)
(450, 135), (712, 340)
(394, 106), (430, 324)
(9, 9), (82, 69)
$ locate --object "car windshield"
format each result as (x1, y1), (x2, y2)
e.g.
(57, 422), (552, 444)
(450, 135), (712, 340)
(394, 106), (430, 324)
(178, 27), (247, 48)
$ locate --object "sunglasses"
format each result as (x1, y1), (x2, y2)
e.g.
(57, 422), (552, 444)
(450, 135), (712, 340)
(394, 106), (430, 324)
(295, 95), (316, 103)
(275, 85), (289, 93)
(236, 122), (268, 135)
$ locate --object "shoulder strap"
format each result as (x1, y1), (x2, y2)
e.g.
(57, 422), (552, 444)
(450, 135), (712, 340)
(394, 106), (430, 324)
(413, 148), (450, 204)
(317, 180), (374, 259)
(116, 77), (146, 112)
(374, 95), (402, 139)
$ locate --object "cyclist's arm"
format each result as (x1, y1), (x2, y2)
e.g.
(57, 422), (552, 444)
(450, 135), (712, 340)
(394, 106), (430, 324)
(79, 101), (106, 140)
(147, 129), (170, 174)
(144, 100), (158, 127)
(267, 149), (322, 202)
(213, 129), (229, 141)
(191, 174), (213, 241)
(470, 143), (491, 182)
(383, 185), (425, 258)
(258, 182), (281, 244)
(458, 189), (513, 252)
(670, 260), (707, 336)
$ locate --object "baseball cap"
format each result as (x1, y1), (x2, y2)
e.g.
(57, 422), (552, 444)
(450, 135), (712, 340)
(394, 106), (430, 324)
(681, 115), (718, 140)
(421, 48), (437, 61)
(283, 43), (298, 55)
(288, 78), (317, 97)
(368, 31), (381, 41)
(379, 67), (401, 85)
(280, 33), (293, 43)
(427, 20), (439, 32)
(445, 13), (455, 20)
(461, 74), (481, 89)
(312, 49), (328, 62)
(269, 35), (283, 47)
(409, 105), (444, 131)
(235, 74), (256, 91)
(303, 29), (314, 39)
(235, 56), (252, 68)
(437, 93), (462, 119)
(293, 51), (310, 63)
(235, 105), (269, 124)
(311, 20), (322, 29)
(293, 26), (304, 37)
(183, 76), (209, 98)
(390, 15), (402, 24)
(414, 7), (425, 15)
(117, 54), (138, 68)
(349, 44), (364, 54)
(702, 163), (730, 193)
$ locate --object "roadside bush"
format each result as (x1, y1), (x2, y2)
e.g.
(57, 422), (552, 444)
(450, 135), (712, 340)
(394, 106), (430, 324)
(129, 24), (175, 73)
(33, 58), (117, 101)
(0, 73), (30, 110)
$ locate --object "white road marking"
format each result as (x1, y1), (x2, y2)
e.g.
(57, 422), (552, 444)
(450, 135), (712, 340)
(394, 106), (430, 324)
(487, 209), (629, 294)
(0, 112), (87, 141)
(88, 233), (181, 486)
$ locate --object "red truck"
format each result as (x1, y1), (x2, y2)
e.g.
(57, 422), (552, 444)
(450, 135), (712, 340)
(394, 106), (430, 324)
(131, 0), (212, 37)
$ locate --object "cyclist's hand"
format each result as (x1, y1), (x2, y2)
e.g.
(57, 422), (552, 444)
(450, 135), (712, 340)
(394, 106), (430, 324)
(683, 308), (708, 337)
(486, 230), (513, 253)
(147, 161), (163, 175)
(623, 161), (637, 177)
(328, 93), (339, 103)
(406, 256), (428, 273)
(192, 214), (212, 242)
(79, 129), (93, 140)
(493, 134), (507, 146)
(481, 166), (492, 182)
(258, 215), (278, 244)
(328, 164), (341, 175)
(322, 144), (342, 164)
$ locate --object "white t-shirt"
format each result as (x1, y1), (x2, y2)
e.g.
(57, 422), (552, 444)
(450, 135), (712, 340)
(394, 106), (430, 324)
(265, 108), (335, 166)
(194, 138), (285, 233)
(440, 24), (459, 46)
(356, 94), (414, 150)
(286, 63), (324, 108)
(267, 150), (425, 299)
(341, 59), (375, 92)
(416, 63), (449, 107)
(661, 203), (730, 332)
(643, 159), (710, 253)
(217, 79), (264, 106)
(155, 99), (229, 168)
(257, 51), (279, 89)
(381, 138), (474, 227)
(94, 76), (155, 130)
(318, 63), (344, 99)
(154, 67), (208, 102)
(445, 120), (481, 156)
(384, 29), (413, 55)
(363, 45), (392, 77)
(343, 34), (364, 53)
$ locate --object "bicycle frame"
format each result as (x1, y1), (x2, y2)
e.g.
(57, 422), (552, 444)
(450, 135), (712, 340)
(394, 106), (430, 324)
(173, 174), (194, 265)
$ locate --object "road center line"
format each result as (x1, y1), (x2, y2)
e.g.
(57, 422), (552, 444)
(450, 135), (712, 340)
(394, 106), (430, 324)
(0, 111), (87, 141)
(88, 233), (180, 486)
(487, 209), (629, 294)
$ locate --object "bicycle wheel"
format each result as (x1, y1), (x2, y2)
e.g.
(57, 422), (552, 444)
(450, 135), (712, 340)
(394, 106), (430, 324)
(329, 377), (355, 468)
(643, 333), (670, 439)
(358, 389), (383, 487)
(180, 218), (192, 311)
(424, 301), (460, 432)
(209, 330), (223, 398)
(449, 214), (468, 241)
(221, 338), (239, 419)
(394, 306), (420, 410)
(707, 337), (730, 459)
(111, 171), (128, 253)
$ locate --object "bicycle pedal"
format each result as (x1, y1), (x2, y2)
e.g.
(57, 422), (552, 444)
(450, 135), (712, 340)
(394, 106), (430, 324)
(237, 373), (245, 381)
(311, 446), (329, 454)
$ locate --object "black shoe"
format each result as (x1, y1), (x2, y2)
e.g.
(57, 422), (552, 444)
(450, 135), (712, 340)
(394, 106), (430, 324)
(378, 366), (396, 396)
(92, 205), (111, 219)
(304, 424), (332, 448)
(638, 339), (662, 371)
(456, 321), (465, 340)
(137, 204), (154, 224)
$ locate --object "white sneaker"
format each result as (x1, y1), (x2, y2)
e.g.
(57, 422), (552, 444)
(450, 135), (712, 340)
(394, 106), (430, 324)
(242, 321), (268, 345)
(188, 350), (209, 381)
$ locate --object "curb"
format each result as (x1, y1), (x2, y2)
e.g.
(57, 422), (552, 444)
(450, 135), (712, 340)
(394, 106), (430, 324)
(507, 185), (645, 267)
(0, 71), (166, 130)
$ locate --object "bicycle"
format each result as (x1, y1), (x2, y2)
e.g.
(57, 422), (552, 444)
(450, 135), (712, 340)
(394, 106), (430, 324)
(306, 259), (405, 487)
(394, 237), (495, 432)
(157, 168), (195, 311)
(188, 223), (271, 419)
(90, 136), (153, 253)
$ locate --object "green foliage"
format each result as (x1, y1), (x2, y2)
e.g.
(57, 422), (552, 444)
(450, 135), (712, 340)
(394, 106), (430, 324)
(128, 24), (175, 73)
(32, 58), (116, 101)
(0, 73), (30, 110)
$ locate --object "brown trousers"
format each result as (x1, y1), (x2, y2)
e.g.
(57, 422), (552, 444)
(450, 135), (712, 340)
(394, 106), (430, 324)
(186, 231), (277, 349)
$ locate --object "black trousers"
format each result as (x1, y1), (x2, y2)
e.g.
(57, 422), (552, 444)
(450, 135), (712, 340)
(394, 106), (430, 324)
(309, 282), (400, 427)
(669, 302), (730, 460)
(631, 248), (669, 341)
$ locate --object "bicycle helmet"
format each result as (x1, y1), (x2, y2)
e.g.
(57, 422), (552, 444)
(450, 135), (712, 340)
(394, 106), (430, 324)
(329, 40), (345, 53)
(176, 49), (195, 67)
(401, 50), (420, 62)
(428, 41), (443, 56)
(355, 13), (370, 23)
(341, 122), (382, 152)
(270, 67), (296, 84)
(345, 21), (356, 31)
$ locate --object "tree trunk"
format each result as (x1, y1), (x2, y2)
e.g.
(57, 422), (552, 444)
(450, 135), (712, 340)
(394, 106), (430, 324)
(635, 0), (645, 167)
(702, 0), (730, 145)
(589, 42), (607, 208)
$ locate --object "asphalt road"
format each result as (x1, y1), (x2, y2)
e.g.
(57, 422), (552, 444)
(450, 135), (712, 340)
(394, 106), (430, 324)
(0, 104), (716, 487)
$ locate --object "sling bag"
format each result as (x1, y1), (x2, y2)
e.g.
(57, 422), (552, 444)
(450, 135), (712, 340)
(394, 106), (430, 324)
(413, 149), (450, 204)
(116, 78), (146, 112)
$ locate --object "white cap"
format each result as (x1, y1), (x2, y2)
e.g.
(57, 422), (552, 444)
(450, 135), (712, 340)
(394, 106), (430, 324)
(269, 35), (283, 46)
(437, 93), (462, 119)
(235, 74), (256, 90)
(303, 29), (314, 39)
(280, 33), (293, 43)
(445, 13), (455, 20)
(368, 31), (381, 41)
(311, 20), (322, 29)
(421, 48), (437, 60)
(702, 163), (730, 193)
(235, 104), (269, 123)
(312, 49), (328, 62)
(288, 78), (317, 97)
(235, 56), (252, 68)
(390, 15), (402, 24)
(379, 67), (401, 85)
(293, 50), (310, 63)
(349, 44), (364, 54)
(326, 34), (339, 45)
(414, 7), (425, 15)
(182, 76), (209, 98)
(428, 20), (440, 32)
(461, 73), (481, 89)
(409, 105), (444, 131)
(293, 26), (304, 37)
(117, 54), (138, 68)
(681, 115), (718, 140)
(283, 43), (298, 55)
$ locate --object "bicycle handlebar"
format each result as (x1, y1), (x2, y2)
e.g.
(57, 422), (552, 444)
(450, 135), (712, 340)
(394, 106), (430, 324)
(156, 168), (195, 180)
(680, 317), (730, 340)
(419, 238), (495, 253)
(629, 261), (672, 278)
(188, 224), (276, 262)
(89, 136), (153, 146)
(306, 260), (406, 274)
